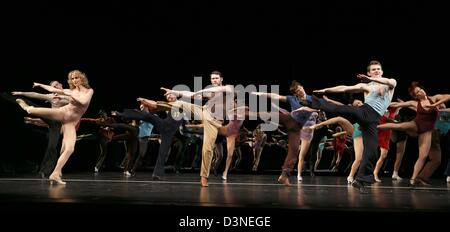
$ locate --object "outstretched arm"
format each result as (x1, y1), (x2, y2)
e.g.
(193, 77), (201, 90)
(313, 83), (370, 94)
(80, 118), (102, 123)
(389, 100), (417, 111)
(33, 82), (93, 106)
(438, 108), (450, 113)
(332, 131), (347, 138)
(357, 74), (397, 89)
(186, 124), (204, 129)
(160, 87), (202, 100)
(33, 83), (65, 95)
(11, 91), (52, 101)
(250, 92), (287, 102)
(430, 94), (450, 107)
(137, 97), (158, 111)
(291, 106), (319, 113)
(194, 85), (233, 96)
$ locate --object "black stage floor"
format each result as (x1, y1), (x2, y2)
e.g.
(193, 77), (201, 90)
(1, 172), (449, 229)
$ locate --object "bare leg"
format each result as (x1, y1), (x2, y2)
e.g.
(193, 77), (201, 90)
(410, 132), (432, 184)
(252, 134), (267, 171)
(222, 135), (237, 180)
(393, 139), (407, 180)
(314, 149), (322, 171)
(49, 123), (77, 184)
(373, 148), (389, 182)
(16, 99), (66, 121)
(331, 151), (343, 172)
(378, 121), (417, 134)
(418, 131), (441, 182)
(329, 152), (337, 170)
(297, 139), (312, 181)
(308, 117), (354, 136)
(348, 137), (363, 183)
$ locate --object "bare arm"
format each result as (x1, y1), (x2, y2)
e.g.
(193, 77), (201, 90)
(322, 95), (345, 106)
(194, 85), (233, 96)
(389, 100), (417, 110)
(137, 97), (158, 111)
(33, 83), (65, 95)
(11, 91), (52, 101)
(438, 108), (450, 113)
(160, 87), (201, 100)
(430, 94), (450, 107)
(332, 131), (347, 138)
(69, 88), (94, 106)
(250, 92), (287, 102)
(357, 74), (397, 89)
(80, 118), (102, 123)
(186, 124), (204, 129)
(393, 98), (404, 114)
(313, 83), (370, 94)
(291, 106), (319, 113)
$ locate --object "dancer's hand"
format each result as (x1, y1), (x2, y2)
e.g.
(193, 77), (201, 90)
(356, 74), (371, 82)
(11, 91), (22, 95)
(33, 82), (42, 88)
(292, 106), (318, 113)
(250, 92), (265, 96)
(161, 87), (176, 97)
(313, 89), (327, 94)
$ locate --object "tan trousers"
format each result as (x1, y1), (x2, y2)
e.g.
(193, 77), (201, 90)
(171, 101), (223, 178)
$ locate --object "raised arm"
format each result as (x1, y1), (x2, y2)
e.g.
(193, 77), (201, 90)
(438, 108), (450, 113)
(186, 124), (204, 129)
(80, 118), (102, 123)
(357, 74), (397, 89)
(313, 83), (370, 94)
(389, 100), (417, 110)
(194, 85), (233, 96)
(137, 97), (158, 111)
(11, 91), (52, 101)
(160, 87), (202, 100)
(430, 94), (450, 107)
(332, 131), (347, 138)
(291, 106), (319, 113)
(33, 83), (65, 95)
(250, 92), (287, 102)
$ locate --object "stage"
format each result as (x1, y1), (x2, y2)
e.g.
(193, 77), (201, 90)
(1, 172), (449, 229)
(1, 172), (449, 210)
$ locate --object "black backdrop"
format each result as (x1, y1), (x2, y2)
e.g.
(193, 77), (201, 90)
(1, 0), (449, 174)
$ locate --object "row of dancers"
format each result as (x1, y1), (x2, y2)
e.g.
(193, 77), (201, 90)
(6, 61), (450, 193)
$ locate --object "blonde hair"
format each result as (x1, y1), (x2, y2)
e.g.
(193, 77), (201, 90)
(67, 70), (90, 89)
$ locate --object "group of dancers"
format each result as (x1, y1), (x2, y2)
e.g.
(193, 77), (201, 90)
(6, 60), (450, 193)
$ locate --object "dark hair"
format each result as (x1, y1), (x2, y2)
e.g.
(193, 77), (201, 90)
(289, 80), (303, 94)
(210, 70), (223, 78)
(98, 109), (107, 117)
(367, 60), (381, 72)
(408, 81), (423, 98)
